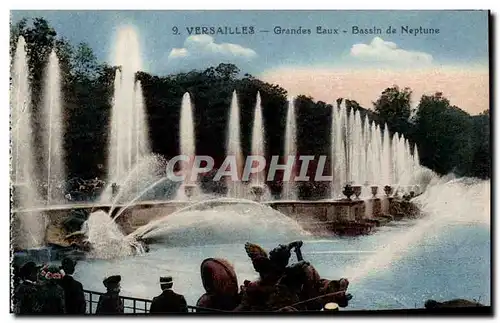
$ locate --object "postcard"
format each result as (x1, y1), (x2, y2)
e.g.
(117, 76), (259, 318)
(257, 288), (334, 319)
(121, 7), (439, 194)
(10, 10), (490, 315)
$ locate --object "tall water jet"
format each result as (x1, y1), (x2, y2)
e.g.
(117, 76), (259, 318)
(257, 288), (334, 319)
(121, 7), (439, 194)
(283, 96), (297, 200)
(134, 80), (150, 159)
(226, 91), (245, 198)
(332, 101), (348, 198)
(177, 92), (198, 200)
(330, 104), (339, 198)
(11, 36), (46, 248)
(108, 26), (150, 190)
(42, 50), (64, 204)
(249, 92), (266, 200)
(381, 124), (392, 186)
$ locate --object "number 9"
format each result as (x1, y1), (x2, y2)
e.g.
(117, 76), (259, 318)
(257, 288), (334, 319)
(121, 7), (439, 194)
(172, 26), (179, 35)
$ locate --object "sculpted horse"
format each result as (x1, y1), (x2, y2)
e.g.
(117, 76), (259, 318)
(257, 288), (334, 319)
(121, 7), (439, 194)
(196, 241), (352, 312)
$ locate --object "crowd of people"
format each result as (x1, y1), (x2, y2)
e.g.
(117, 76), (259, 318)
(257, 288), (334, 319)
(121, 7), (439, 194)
(12, 257), (189, 314)
(12, 241), (354, 315)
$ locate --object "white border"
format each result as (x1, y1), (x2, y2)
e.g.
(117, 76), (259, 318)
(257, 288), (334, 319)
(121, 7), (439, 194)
(2, 1), (497, 323)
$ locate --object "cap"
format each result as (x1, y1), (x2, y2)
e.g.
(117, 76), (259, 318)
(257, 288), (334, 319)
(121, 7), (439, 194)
(103, 275), (121, 287)
(160, 276), (173, 284)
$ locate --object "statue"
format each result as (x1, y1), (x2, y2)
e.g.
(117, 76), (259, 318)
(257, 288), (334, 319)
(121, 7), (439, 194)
(235, 241), (352, 311)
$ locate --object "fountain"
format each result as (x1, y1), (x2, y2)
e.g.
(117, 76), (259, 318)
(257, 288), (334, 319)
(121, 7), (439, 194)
(11, 36), (46, 249)
(107, 26), (150, 192)
(331, 102), (347, 198)
(42, 50), (65, 204)
(282, 96), (297, 200)
(226, 91), (245, 199)
(249, 92), (267, 201)
(176, 92), (199, 200)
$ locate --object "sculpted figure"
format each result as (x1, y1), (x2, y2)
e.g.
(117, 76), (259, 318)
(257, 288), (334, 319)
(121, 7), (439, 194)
(238, 241), (352, 312)
(196, 258), (240, 312)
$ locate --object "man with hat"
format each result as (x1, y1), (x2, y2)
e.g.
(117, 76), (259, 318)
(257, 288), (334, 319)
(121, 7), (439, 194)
(58, 257), (86, 314)
(149, 276), (188, 313)
(13, 262), (40, 314)
(96, 275), (124, 314)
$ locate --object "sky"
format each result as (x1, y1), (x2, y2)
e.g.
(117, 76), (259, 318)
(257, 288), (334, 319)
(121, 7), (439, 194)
(10, 10), (490, 114)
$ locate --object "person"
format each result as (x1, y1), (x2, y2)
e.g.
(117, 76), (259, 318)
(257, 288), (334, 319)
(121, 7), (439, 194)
(13, 262), (40, 314)
(96, 275), (124, 314)
(36, 265), (66, 314)
(58, 258), (86, 314)
(150, 276), (188, 313)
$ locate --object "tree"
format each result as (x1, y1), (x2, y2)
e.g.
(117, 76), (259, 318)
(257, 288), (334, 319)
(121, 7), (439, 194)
(414, 92), (474, 175)
(373, 86), (413, 136)
(72, 42), (100, 81)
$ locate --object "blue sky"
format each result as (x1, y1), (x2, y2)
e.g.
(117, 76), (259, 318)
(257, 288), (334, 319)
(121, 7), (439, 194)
(10, 10), (489, 76)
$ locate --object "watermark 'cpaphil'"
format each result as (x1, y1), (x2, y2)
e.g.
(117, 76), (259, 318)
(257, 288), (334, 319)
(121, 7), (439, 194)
(165, 155), (332, 182)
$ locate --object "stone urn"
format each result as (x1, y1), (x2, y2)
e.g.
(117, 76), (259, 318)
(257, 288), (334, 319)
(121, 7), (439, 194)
(250, 185), (265, 202)
(384, 185), (392, 197)
(184, 184), (196, 199)
(352, 186), (362, 199)
(342, 184), (354, 200)
(370, 186), (378, 198)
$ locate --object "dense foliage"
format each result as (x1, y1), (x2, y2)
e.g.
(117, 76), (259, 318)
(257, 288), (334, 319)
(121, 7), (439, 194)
(10, 17), (491, 194)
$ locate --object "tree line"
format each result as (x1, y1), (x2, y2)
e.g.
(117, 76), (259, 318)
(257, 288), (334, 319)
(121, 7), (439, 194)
(10, 17), (491, 196)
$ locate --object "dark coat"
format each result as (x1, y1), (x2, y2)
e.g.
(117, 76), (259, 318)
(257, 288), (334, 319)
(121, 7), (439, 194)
(96, 292), (124, 314)
(36, 282), (66, 314)
(13, 280), (39, 314)
(150, 289), (188, 313)
(58, 275), (86, 314)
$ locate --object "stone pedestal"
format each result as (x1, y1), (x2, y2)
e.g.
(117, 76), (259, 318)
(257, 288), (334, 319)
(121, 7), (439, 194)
(371, 198), (382, 217)
(352, 186), (362, 200)
(111, 183), (120, 198)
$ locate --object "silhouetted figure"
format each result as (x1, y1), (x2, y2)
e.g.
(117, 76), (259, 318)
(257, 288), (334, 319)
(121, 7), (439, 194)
(12, 263), (21, 290)
(13, 262), (40, 314)
(425, 299), (485, 309)
(36, 265), (66, 314)
(58, 258), (86, 314)
(96, 275), (124, 314)
(150, 276), (188, 313)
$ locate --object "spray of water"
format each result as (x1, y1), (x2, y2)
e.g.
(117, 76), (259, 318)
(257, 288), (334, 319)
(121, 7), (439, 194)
(86, 210), (136, 259)
(11, 36), (46, 248)
(135, 200), (309, 247)
(348, 175), (490, 283)
(283, 96), (297, 200)
(42, 50), (65, 204)
(108, 26), (150, 185)
(226, 91), (245, 198)
(251, 92), (265, 187)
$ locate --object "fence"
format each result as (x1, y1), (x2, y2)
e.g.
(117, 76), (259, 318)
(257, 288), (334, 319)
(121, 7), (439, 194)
(83, 289), (202, 314)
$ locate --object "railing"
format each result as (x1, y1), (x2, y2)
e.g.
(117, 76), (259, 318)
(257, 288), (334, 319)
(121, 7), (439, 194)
(83, 289), (201, 314)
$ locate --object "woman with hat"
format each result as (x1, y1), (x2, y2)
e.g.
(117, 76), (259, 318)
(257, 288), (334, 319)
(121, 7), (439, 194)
(35, 265), (66, 314)
(96, 275), (124, 314)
